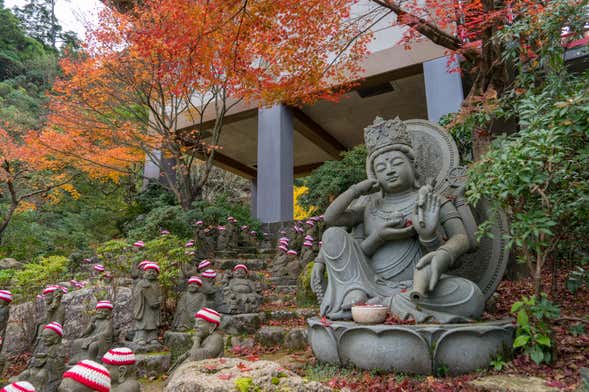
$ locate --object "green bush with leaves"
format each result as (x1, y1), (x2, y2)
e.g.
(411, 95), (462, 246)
(511, 294), (560, 364)
(465, 0), (589, 297)
(11, 255), (69, 300)
(299, 145), (367, 211)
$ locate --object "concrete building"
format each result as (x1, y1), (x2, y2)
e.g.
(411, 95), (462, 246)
(146, 3), (465, 223)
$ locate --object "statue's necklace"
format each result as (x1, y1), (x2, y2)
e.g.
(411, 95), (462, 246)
(370, 191), (416, 220)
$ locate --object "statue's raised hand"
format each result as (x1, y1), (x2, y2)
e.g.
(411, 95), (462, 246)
(415, 249), (451, 291)
(351, 179), (380, 197)
(413, 186), (441, 239)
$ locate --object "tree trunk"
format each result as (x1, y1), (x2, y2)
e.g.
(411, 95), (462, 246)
(0, 203), (18, 243)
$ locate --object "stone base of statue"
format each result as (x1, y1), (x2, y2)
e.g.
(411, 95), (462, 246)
(164, 331), (193, 362)
(219, 312), (266, 335)
(135, 351), (172, 378)
(307, 317), (514, 375)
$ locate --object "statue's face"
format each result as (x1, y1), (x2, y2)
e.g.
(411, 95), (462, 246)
(0, 301), (7, 309)
(57, 378), (95, 392)
(373, 150), (415, 193)
(145, 269), (158, 281)
(44, 293), (53, 305)
(194, 318), (213, 338)
(187, 283), (200, 293)
(104, 364), (121, 383)
(234, 269), (246, 279)
(95, 308), (111, 319)
(41, 328), (60, 346)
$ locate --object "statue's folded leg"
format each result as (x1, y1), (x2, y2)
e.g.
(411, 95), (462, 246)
(388, 275), (485, 323)
(320, 227), (382, 320)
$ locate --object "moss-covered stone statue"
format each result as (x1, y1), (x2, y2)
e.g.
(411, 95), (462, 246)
(69, 301), (114, 365)
(132, 263), (162, 345)
(172, 277), (205, 332)
(312, 117), (484, 323)
(102, 348), (141, 392)
(12, 323), (65, 392)
(58, 360), (110, 392)
(169, 308), (223, 372)
(270, 250), (302, 285)
(33, 286), (66, 351)
(219, 264), (262, 314)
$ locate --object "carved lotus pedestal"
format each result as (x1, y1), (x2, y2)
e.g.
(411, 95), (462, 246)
(307, 317), (515, 375)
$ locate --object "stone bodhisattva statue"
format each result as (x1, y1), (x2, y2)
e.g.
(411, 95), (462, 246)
(312, 117), (484, 323)
(132, 262), (162, 345)
(172, 276), (205, 332)
(219, 264), (262, 314)
(58, 360), (110, 392)
(172, 308), (223, 370)
(12, 322), (65, 392)
(102, 348), (140, 392)
(69, 301), (114, 364)
(0, 290), (12, 353)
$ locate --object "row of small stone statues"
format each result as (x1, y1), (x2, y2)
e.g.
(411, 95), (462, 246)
(2, 305), (225, 392)
(0, 282), (226, 392)
(192, 215), (325, 257)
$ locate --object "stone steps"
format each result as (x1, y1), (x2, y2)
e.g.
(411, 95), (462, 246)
(267, 308), (318, 321)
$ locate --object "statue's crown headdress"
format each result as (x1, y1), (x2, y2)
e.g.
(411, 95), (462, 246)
(364, 116), (412, 155)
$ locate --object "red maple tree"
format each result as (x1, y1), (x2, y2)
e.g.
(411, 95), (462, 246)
(42, 0), (371, 209)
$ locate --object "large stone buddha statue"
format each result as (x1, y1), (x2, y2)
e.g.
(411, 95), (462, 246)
(311, 117), (484, 323)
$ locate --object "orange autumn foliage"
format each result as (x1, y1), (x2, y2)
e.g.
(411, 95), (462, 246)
(42, 0), (371, 208)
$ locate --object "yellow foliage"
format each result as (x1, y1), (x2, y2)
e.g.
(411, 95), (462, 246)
(16, 201), (36, 213)
(293, 186), (317, 220)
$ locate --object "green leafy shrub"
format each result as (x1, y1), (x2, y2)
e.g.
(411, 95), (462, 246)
(11, 255), (69, 300)
(566, 266), (589, 293)
(297, 262), (318, 307)
(511, 294), (560, 364)
(299, 145), (367, 211)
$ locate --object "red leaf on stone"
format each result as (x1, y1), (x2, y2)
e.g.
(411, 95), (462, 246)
(320, 316), (332, 327)
(218, 374), (232, 380)
(245, 354), (260, 362)
(237, 362), (252, 372)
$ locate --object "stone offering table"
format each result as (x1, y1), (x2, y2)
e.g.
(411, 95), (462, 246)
(307, 317), (515, 375)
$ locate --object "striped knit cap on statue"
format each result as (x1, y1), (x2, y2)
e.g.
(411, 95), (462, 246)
(43, 322), (63, 337)
(96, 301), (113, 310)
(93, 264), (105, 272)
(63, 360), (110, 392)
(198, 260), (211, 271)
(0, 290), (12, 303)
(0, 381), (36, 392)
(133, 240), (145, 248)
(232, 264), (248, 273)
(102, 347), (136, 366)
(187, 276), (202, 286)
(142, 262), (160, 272)
(42, 285), (58, 295)
(287, 250), (298, 256)
(194, 307), (221, 326)
(201, 269), (216, 279)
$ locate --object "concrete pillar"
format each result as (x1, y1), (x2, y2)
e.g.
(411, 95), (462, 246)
(423, 56), (464, 123)
(250, 179), (257, 218)
(256, 104), (294, 223)
(142, 149), (162, 189)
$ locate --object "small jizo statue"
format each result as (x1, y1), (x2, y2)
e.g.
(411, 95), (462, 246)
(12, 322), (65, 392)
(0, 290), (13, 353)
(220, 264), (262, 314)
(132, 262), (162, 345)
(200, 269), (219, 309)
(69, 301), (114, 364)
(172, 308), (223, 370)
(271, 250), (302, 282)
(300, 236), (315, 264)
(58, 360), (110, 392)
(101, 348), (140, 392)
(172, 276), (205, 332)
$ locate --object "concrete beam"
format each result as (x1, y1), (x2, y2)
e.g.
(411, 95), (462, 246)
(291, 108), (346, 158)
